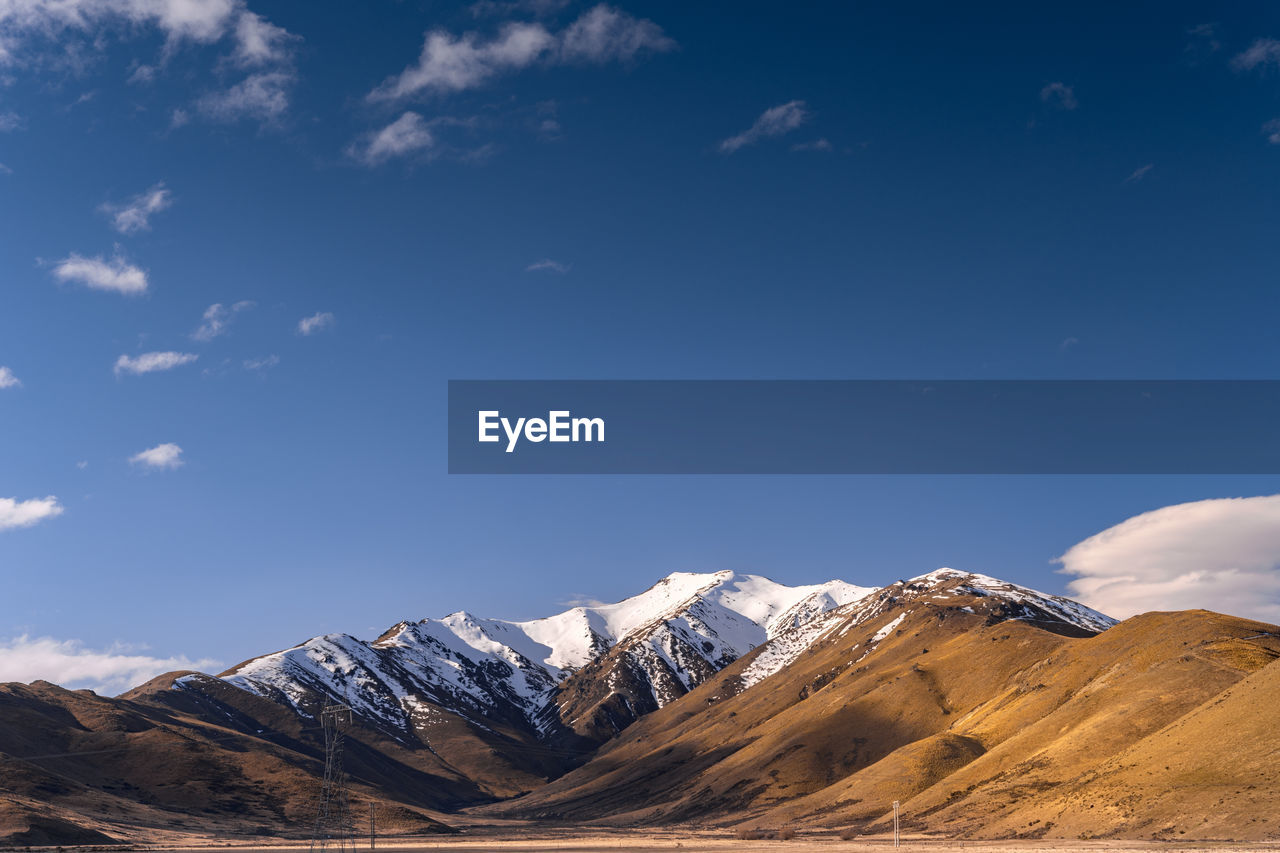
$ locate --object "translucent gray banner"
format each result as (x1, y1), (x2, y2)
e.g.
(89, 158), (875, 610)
(447, 380), (1280, 474)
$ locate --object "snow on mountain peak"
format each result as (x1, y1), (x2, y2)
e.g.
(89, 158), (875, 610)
(220, 567), (1114, 740)
(904, 567), (1117, 633)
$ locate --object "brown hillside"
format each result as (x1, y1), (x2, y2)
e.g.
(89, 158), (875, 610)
(0, 677), (456, 845)
(486, 588), (1075, 824)
(486, 598), (1280, 842)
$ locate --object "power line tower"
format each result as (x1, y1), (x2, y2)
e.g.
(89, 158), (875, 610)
(310, 703), (356, 853)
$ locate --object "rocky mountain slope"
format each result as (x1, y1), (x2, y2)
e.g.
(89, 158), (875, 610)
(216, 571), (873, 763)
(485, 572), (1280, 841)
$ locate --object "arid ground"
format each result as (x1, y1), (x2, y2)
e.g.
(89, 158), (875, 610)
(20, 835), (1280, 853)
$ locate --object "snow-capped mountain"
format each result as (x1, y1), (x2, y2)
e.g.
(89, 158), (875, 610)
(221, 570), (872, 741)
(738, 567), (1116, 690)
(215, 568), (1114, 749)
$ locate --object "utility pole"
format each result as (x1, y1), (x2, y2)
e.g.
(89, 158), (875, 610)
(369, 802), (376, 850)
(893, 800), (900, 848)
(310, 703), (356, 853)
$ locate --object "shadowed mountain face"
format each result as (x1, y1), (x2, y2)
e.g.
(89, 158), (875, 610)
(4, 569), (1278, 843)
(0, 677), (456, 845)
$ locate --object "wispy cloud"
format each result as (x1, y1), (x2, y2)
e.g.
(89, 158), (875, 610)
(0, 634), (219, 695)
(243, 354), (279, 371)
(561, 595), (606, 608)
(559, 4), (674, 63)
(297, 311), (335, 335)
(0, 496), (63, 531)
(1124, 163), (1154, 183)
(51, 252), (148, 295)
(191, 300), (255, 342)
(790, 137), (832, 153)
(130, 442), (184, 470)
(101, 183), (173, 234)
(0, 0), (296, 72)
(197, 71), (294, 123)
(526, 258), (570, 273)
(368, 4), (673, 101)
(232, 10), (296, 67)
(0, 366), (20, 389)
(1264, 118), (1280, 145)
(350, 112), (437, 165)
(1058, 494), (1280, 623)
(1039, 81), (1078, 111)
(719, 100), (810, 154)
(1232, 38), (1280, 72)
(0, 111), (23, 132)
(1184, 23), (1220, 63)
(114, 351), (198, 376)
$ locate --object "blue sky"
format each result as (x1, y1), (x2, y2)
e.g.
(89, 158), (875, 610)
(2, 1), (1280, 691)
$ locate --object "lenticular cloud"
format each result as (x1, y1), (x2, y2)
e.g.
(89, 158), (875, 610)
(1058, 494), (1280, 623)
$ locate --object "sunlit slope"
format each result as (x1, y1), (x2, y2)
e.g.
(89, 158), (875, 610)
(868, 611), (1280, 840)
(490, 582), (1279, 841)
(488, 573), (1095, 823)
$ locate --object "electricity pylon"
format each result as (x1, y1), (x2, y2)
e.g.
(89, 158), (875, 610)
(310, 702), (356, 852)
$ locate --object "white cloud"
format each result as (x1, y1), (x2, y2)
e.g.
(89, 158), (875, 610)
(719, 100), (810, 154)
(1040, 81), (1078, 111)
(197, 70), (293, 123)
(1264, 118), (1280, 145)
(130, 442), (184, 470)
(232, 10), (294, 67)
(0, 0), (296, 73)
(0, 0), (237, 56)
(51, 252), (148, 295)
(297, 311), (334, 335)
(191, 299), (254, 341)
(0, 111), (22, 131)
(368, 4), (672, 101)
(526, 258), (569, 273)
(558, 4), (674, 63)
(100, 182), (172, 234)
(351, 111), (437, 165)
(128, 62), (156, 84)
(1232, 38), (1280, 72)
(371, 23), (553, 100)
(1058, 495), (1280, 623)
(0, 495), (63, 531)
(114, 351), (198, 376)
(1124, 163), (1154, 183)
(243, 353), (278, 370)
(0, 635), (219, 695)
(0, 366), (20, 388)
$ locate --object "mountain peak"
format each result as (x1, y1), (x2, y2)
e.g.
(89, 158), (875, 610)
(219, 567), (1113, 749)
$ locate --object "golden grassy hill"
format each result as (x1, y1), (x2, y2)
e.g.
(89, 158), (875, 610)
(485, 585), (1280, 842)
